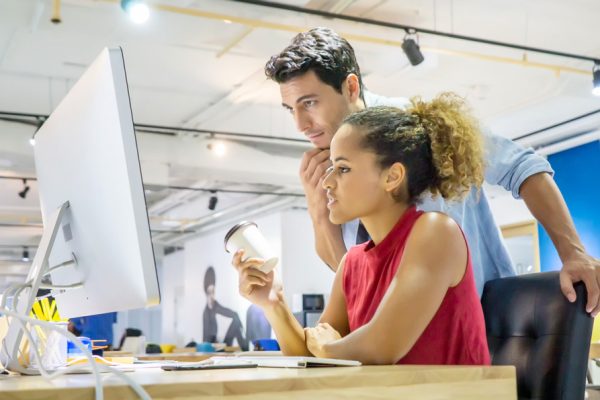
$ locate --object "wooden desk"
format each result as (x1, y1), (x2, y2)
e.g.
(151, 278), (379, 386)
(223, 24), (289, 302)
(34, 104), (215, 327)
(591, 342), (600, 359)
(0, 364), (516, 399)
(135, 351), (282, 363)
(136, 352), (219, 362)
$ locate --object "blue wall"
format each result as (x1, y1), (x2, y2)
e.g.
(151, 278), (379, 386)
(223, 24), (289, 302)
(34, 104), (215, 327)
(538, 140), (600, 271)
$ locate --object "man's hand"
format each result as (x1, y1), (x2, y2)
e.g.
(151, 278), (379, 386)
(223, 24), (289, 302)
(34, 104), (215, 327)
(299, 148), (331, 220)
(305, 322), (342, 358)
(560, 251), (600, 317)
(298, 148), (346, 270)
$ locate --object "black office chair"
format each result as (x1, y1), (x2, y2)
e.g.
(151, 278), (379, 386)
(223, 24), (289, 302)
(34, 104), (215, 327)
(481, 272), (593, 400)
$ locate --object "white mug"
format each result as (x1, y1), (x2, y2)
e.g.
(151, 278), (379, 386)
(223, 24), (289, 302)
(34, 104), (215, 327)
(225, 221), (278, 274)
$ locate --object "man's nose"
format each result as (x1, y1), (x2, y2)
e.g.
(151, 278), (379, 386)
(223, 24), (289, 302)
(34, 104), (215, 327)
(294, 110), (312, 133)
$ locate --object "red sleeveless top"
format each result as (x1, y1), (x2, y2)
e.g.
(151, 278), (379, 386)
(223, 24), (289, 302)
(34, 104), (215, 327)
(343, 206), (490, 365)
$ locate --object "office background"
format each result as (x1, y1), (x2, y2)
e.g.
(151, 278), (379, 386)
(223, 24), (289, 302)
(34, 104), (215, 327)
(0, 0), (599, 348)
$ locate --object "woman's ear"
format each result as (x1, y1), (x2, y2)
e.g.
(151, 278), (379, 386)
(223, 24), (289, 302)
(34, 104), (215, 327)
(384, 162), (406, 194)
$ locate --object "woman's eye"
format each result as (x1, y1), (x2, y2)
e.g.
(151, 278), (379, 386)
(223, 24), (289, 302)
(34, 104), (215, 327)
(339, 167), (350, 173)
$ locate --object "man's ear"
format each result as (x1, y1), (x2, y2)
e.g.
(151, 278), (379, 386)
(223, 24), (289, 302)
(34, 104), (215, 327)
(344, 74), (361, 102)
(384, 162), (406, 194)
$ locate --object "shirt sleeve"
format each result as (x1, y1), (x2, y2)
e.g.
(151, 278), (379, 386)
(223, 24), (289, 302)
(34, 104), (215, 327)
(482, 127), (554, 199)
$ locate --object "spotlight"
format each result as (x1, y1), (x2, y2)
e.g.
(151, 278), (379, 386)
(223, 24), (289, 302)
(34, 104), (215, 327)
(121, 0), (150, 24)
(208, 192), (218, 211)
(402, 31), (424, 66)
(593, 63), (600, 96)
(18, 179), (30, 199)
(22, 247), (30, 262)
(207, 141), (226, 157)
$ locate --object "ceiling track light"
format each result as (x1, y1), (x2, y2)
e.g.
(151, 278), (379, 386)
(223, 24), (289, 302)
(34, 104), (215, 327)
(593, 63), (600, 97)
(402, 30), (424, 66)
(208, 191), (218, 211)
(22, 247), (30, 262)
(18, 179), (30, 199)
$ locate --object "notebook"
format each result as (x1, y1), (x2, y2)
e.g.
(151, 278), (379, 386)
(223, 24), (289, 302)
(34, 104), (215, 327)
(210, 356), (361, 368)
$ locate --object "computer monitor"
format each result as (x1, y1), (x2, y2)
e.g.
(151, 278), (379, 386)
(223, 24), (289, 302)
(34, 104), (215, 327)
(1, 47), (160, 371)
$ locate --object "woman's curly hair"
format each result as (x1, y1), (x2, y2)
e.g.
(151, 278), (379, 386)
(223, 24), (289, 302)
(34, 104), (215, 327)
(342, 93), (484, 202)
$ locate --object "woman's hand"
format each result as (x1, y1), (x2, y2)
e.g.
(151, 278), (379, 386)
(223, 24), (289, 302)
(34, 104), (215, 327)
(305, 323), (342, 358)
(232, 249), (281, 308)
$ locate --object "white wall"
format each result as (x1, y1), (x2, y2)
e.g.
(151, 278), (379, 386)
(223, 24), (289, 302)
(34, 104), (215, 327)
(160, 249), (185, 345)
(486, 185), (534, 227)
(280, 209), (334, 311)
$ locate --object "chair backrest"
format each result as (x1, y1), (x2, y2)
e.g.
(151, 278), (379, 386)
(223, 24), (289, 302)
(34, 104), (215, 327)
(481, 271), (592, 400)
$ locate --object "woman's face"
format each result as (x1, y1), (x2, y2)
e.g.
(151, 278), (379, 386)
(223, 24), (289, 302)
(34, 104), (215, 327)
(322, 124), (397, 225)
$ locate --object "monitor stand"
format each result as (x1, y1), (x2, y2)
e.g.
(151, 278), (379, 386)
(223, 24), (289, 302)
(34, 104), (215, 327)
(0, 201), (73, 374)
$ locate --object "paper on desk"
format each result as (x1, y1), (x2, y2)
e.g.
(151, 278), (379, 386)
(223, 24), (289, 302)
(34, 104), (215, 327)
(210, 356), (361, 368)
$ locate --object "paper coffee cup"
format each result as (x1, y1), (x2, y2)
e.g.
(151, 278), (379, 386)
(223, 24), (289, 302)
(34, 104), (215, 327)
(225, 221), (278, 274)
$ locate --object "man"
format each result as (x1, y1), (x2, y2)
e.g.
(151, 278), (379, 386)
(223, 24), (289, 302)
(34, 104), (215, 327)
(260, 27), (600, 315)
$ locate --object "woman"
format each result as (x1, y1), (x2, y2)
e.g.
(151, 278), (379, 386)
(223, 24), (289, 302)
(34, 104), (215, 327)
(232, 93), (489, 365)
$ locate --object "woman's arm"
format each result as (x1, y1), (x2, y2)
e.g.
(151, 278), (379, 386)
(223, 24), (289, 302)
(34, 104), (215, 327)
(233, 249), (350, 356)
(318, 254), (350, 337)
(309, 213), (467, 364)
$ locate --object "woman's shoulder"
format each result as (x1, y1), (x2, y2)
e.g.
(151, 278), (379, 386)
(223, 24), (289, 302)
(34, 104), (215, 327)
(408, 211), (466, 259)
(414, 211), (462, 236)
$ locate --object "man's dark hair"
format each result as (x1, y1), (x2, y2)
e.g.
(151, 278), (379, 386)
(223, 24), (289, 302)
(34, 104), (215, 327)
(265, 27), (364, 99)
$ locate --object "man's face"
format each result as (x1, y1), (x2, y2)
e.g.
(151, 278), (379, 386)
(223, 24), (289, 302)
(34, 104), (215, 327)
(280, 70), (354, 149)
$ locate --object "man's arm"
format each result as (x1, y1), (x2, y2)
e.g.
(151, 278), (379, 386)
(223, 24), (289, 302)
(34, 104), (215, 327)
(300, 148), (347, 270)
(520, 172), (600, 315)
(484, 130), (600, 315)
(310, 209), (347, 271)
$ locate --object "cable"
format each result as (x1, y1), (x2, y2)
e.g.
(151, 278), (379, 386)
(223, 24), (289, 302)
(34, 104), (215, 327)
(39, 283), (84, 290)
(0, 283), (152, 399)
(0, 307), (152, 400)
(1, 307), (104, 396)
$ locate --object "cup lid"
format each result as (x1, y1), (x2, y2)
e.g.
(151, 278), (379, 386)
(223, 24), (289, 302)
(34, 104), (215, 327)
(224, 221), (257, 252)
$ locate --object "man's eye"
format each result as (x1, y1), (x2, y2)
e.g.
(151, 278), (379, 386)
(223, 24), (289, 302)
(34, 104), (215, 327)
(304, 100), (316, 108)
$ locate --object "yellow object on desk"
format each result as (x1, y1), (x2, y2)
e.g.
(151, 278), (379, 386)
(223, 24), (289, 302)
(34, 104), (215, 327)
(159, 344), (176, 353)
(30, 297), (66, 322)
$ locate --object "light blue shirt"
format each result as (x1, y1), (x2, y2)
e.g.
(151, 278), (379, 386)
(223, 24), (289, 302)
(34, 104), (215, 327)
(342, 92), (554, 295)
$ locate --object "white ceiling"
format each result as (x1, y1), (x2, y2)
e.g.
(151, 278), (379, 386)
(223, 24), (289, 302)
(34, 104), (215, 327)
(0, 0), (599, 280)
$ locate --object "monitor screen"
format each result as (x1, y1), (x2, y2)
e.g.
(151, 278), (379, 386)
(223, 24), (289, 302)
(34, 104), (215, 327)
(33, 47), (160, 317)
